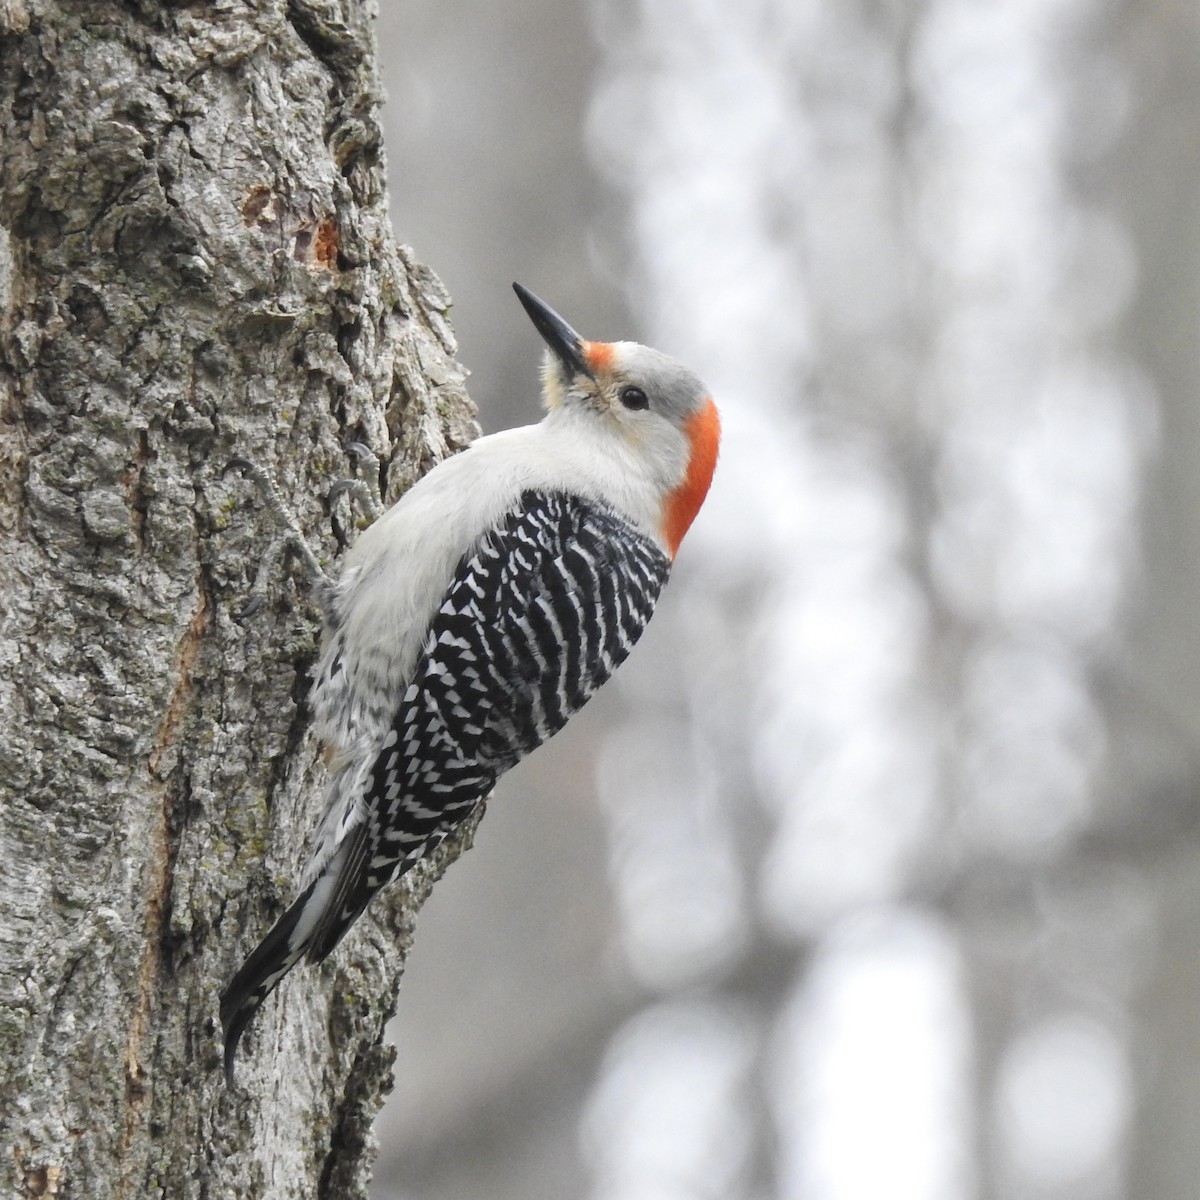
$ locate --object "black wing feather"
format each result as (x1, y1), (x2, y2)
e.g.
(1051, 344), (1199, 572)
(312, 489), (670, 955)
(221, 489), (669, 1073)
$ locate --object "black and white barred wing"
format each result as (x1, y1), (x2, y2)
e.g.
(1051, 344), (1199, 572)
(219, 490), (671, 1072)
(308, 489), (671, 958)
(458, 489), (672, 772)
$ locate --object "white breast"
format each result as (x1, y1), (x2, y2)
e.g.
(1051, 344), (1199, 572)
(309, 415), (671, 759)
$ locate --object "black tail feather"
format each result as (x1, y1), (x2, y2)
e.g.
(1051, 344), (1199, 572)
(303, 824), (373, 966)
(219, 883), (316, 1084)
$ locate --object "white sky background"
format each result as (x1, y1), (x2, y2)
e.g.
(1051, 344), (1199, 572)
(372, 0), (1183, 1195)
(582, 0), (1147, 1197)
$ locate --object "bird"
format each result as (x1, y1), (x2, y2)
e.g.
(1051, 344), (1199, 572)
(219, 283), (720, 1081)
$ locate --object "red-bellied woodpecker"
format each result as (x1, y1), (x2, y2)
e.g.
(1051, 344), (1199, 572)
(220, 284), (721, 1080)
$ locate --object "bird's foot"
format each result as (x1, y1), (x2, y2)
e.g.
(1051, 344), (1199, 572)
(328, 441), (385, 524)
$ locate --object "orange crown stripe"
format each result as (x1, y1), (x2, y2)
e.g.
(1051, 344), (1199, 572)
(583, 340), (615, 373)
(662, 397), (720, 559)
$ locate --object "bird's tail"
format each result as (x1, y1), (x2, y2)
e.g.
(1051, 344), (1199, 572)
(219, 829), (369, 1083)
(219, 882), (318, 1085)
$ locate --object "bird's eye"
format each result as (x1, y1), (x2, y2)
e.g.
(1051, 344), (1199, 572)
(620, 385), (649, 411)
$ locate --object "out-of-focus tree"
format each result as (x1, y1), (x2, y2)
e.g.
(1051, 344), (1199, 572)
(373, 3), (1200, 1200)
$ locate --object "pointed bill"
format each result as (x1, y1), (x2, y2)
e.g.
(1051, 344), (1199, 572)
(512, 282), (593, 379)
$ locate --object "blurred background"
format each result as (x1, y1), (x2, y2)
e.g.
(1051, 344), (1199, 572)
(371, 2), (1200, 1198)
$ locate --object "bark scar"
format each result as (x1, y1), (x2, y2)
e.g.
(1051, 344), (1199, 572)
(148, 590), (208, 778)
(117, 589), (210, 1194)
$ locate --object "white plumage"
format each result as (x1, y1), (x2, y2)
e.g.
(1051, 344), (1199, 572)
(220, 285), (720, 1082)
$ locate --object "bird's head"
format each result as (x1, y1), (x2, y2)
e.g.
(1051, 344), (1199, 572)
(513, 282), (721, 557)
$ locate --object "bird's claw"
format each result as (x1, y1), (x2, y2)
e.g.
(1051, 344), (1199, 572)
(330, 441), (385, 522)
(233, 594), (266, 622)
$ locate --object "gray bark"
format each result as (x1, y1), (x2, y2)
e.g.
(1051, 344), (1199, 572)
(0, 2), (477, 1196)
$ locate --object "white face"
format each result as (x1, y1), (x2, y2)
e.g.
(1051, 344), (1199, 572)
(544, 339), (708, 422)
(514, 282), (710, 432)
(514, 285), (720, 539)
(542, 340), (708, 494)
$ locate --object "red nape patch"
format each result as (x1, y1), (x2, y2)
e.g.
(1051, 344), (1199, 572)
(662, 397), (721, 558)
(583, 340), (615, 373)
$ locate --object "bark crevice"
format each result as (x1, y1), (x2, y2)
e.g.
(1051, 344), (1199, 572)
(0, 3), (476, 1195)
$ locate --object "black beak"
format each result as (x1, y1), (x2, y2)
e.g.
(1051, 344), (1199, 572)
(513, 283), (593, 379)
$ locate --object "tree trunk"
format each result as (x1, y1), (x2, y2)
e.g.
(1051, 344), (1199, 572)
(0, 2), (477, 1196)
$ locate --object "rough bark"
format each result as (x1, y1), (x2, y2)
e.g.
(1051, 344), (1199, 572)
(0, 2), (477, 1196)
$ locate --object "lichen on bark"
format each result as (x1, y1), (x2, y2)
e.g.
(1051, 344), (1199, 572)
(0, 2), (477, 1196)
